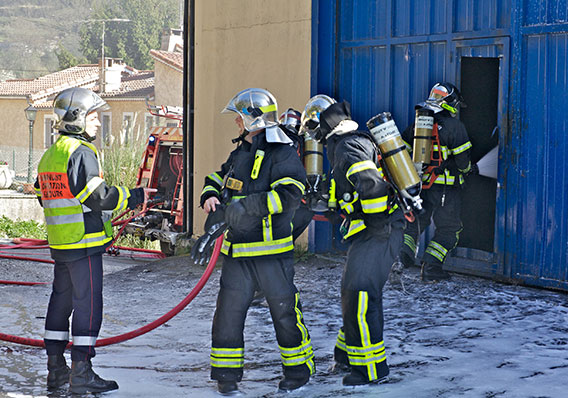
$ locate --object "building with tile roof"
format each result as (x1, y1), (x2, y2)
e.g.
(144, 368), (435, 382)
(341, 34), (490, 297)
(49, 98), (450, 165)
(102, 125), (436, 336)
(0, 59), (155, 178)
(150, 49), (183, 108)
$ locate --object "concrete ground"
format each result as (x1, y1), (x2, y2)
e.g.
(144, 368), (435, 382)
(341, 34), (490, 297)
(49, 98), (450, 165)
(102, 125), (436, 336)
(1, 248), (567, 398)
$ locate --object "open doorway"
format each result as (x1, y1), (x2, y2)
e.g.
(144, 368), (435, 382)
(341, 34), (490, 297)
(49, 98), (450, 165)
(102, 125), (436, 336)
(458, 57), (499, 253)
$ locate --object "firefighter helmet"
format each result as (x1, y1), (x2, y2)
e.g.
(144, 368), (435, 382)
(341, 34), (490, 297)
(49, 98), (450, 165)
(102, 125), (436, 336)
(300, 94), (336, 141)
(222, 88), (278, 132)
(53, 87), (110, 138)
(279, 108), (302, 129)
(421, 82), (466, 115)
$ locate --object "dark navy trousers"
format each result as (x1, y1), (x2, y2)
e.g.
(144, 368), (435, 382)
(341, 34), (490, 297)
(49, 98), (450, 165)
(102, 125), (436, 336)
(44, 254), (103, 361)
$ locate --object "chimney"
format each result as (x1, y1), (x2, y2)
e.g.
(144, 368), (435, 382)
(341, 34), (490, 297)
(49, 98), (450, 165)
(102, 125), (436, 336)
(160, 28), (183, 52)
(100, 58), (125, 93)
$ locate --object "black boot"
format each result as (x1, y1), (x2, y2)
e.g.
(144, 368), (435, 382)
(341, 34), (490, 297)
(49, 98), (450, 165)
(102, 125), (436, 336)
(278, 375), (309, 391)
(47, 354), (70, 389)
(217, 380), (238, 394)
(400, 251), (416, 268)
(70, 360), (118, 394)
(421, 262), (451, 282)
(342, 371), (370, 386)
(343, 370), (387, 386)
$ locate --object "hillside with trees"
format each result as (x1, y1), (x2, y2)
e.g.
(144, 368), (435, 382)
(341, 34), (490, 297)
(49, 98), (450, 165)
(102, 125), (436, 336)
(0, 0), (181, 80)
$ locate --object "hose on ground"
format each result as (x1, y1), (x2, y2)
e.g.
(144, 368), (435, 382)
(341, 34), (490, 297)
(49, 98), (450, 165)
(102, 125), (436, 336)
(0, 235), (222, 348)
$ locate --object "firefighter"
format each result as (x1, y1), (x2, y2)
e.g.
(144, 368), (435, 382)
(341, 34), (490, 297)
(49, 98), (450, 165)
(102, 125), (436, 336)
(300, 95), (405, 386)
(279, 108), (314, 241)
(200, 88), (314, 394)
(33, 87), (154, 393)
(399, 82), (474, 281)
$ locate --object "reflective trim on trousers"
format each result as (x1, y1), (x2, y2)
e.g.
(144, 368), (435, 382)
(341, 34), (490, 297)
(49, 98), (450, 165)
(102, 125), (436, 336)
(404, 234), (416, 253)
(335, 328), (347, 351)
(72, 336), (97, 346)
(211, 347), (245, 369)
(45, 330), (70, 341)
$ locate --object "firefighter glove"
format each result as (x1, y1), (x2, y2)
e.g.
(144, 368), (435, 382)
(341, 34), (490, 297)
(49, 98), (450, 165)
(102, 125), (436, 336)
(225, 201), (246, 228)
(468, 163), (479, 176)
(191, 206), (227, 266)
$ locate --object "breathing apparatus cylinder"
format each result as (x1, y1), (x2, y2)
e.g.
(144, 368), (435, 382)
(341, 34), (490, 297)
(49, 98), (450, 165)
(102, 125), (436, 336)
(303, 135), (324, 191)
(303, 135), (331, 212)
(412, 108), (435, 167)
(366, 112), (422, 211)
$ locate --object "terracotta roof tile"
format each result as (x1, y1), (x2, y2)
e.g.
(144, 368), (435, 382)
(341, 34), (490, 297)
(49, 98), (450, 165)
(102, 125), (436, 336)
(0, 64), (154, 105)
(0, 65), (100, 100)
(150, 50), (183, 72)
(100, 71), (154, 99)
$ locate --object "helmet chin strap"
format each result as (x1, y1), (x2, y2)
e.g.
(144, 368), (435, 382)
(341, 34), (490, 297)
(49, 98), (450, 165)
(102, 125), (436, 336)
(82, 131), (96, 142)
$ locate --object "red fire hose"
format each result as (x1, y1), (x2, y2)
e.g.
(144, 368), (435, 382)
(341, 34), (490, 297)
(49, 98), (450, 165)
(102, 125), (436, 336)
(0, 235), (222, 348)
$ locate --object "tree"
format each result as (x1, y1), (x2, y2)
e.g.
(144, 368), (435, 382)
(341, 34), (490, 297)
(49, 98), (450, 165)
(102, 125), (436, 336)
(55, 45), (88, 70)
(79, 0), (180, 70)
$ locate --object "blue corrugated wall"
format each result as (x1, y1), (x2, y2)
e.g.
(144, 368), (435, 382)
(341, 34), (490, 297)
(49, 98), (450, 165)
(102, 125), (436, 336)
(311, 0), (568, 290)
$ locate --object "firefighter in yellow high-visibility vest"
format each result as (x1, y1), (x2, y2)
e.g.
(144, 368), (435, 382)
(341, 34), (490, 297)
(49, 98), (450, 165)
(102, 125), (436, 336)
(34, 87), (154, 394)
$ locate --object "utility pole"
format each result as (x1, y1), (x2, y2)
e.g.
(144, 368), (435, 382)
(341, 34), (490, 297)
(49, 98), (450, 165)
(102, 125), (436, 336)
(81, 19), (130, 92)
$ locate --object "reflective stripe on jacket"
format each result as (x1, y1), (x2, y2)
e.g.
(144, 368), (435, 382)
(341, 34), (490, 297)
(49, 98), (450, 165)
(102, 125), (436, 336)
(38, 135), (116, 250)
(201, 132), (306, 258)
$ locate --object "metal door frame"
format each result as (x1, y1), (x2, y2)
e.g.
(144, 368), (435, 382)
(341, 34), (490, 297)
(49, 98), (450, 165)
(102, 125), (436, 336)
(445, 37), (511, 278)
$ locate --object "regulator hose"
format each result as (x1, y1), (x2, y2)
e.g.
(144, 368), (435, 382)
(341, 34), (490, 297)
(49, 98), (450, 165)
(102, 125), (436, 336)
(0, 235), (223, 348)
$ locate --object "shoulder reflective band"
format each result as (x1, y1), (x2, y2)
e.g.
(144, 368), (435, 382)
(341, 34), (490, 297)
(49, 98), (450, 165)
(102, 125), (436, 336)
(251, 149), (265, 180)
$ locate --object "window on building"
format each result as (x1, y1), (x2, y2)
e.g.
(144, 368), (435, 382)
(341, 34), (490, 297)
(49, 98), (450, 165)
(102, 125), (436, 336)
(122, 112), (134, 145)
(44, 116), (56, 148)
(101, 112), (112, 148)
(145, 113), (155, 135)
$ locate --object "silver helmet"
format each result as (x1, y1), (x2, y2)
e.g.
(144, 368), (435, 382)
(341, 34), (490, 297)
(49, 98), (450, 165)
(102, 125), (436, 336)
(222, 88), (278, 132)
(53, 87), (109, 136)
(279, 108), (302, 129)
(418, 82), (466, 116)
(300, 94), (336, 141)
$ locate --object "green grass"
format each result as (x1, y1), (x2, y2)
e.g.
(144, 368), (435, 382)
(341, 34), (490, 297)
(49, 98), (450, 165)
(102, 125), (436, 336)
(294, 243), (314, 263)
(0, 216), (47, 240)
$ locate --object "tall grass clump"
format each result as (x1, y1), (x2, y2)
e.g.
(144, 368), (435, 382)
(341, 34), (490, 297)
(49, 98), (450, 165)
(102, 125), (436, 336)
(100, 125), (158, 250)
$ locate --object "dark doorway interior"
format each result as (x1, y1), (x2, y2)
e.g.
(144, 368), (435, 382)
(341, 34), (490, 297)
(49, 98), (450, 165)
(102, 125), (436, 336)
(458, 57), (499, 253)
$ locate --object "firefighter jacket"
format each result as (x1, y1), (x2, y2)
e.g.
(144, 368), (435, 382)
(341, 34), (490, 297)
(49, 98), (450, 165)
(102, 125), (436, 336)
(402, 110), (472, 186)
(34, 134), (144, 261)
(200, 130), (306, 258)
(326, 129), (403, 241)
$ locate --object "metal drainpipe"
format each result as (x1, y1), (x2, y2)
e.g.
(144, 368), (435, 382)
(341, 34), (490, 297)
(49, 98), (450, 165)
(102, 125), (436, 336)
(182, 0), (195, 235)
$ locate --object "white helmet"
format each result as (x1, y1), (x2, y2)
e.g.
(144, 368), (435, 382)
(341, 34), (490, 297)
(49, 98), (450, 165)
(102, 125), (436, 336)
(53, 87), (109, 138)
(222, 88), (278, 132)
(299, 94), (336, 141)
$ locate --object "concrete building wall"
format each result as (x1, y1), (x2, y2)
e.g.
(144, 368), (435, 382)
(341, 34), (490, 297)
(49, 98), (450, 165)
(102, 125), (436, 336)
(94, 99), (152, 149)
(192, 0), (312, 232)
(153, 61), (183, 108)
(0, 99), (49, 150)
